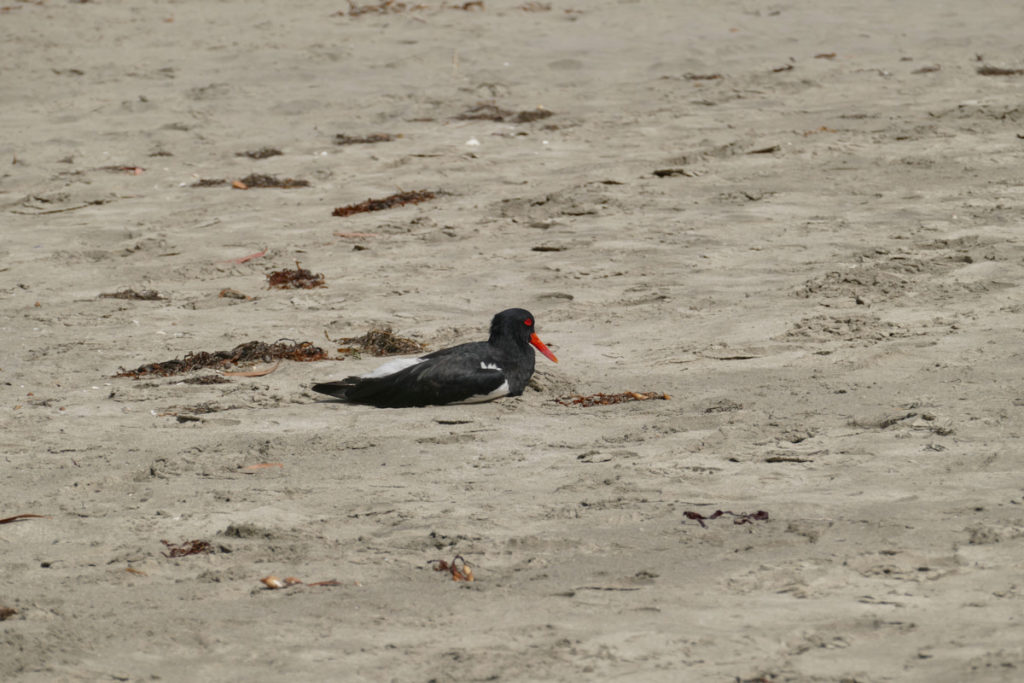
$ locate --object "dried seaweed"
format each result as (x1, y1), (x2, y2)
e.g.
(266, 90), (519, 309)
(683, 510), (769, 528)
(455, 103), (553, 123)
(192, 178), (227, 187)
(237, 147), (283, 159)
(99, 165), (144, 174)
(328, 327), (426, 356)
(332, 190), (436, 217)
(429, 555), (474, 582)
(0, 607), (16, 621)
(344, 0), (421, 14)
(235, 173), (310, 189)
(343, 0), (482, 13)
(267, 262), (326, 289)
(334, 133), (397, 145)
(161, 539), (212, 558)
(115, 339), (328, 378)
(555, 392), (670, 407)
(99, 289), (164, 301)
(514, 108), (554, 123)
(977, 65), (1024, 76)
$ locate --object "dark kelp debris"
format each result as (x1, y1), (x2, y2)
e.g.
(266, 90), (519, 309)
(555, 392), (670, 407)
(332, 190), (436, 217)
(267, 262), (326, 289)
(334, 133), (397, 145)
(327, 327), (426, 356)
(237, 147), (283, 159)
(99, 165), (145, 174)
(115, 340), (328, 378)
(192, 178), (228, 187)
(99, 289), (164, 301)
(342, 0), (482, 15)
(0, 606), (16, 621)
(976, 64), (1024, 76)
(684, 510), (770, 528)
(455, 102), (554, 123)
(235, 173), (310, 189)
(161, 539), (212, 558)
(343, 0), (418, 15)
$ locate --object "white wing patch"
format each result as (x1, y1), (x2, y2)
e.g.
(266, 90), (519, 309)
(360, 357), (425, 379)
(480, 361), (502, 371)
(452, 379), (510, 404)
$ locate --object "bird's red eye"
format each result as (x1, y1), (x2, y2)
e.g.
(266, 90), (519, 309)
(524, 318), (533, 326)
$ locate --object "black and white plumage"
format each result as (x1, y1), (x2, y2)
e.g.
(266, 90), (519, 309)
(311, 308), (558, 408)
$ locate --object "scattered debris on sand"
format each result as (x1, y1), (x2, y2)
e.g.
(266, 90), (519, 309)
(99, 289), (164, 301)
(327, 327), (426, 356)
(332, 190), (436, 217)
(267, 262), (326, 289)
(237, 147), (283, 159)
(115, 340), (328, 378)
(555, 392), (670, 407)
(233, 173), (310, 189)
(683, 510), (770, 528)
(160, 539), (212, 558)
(334, 133), (398, 145)
(429, 555), (474, 582)
(455, 102), (553, 123)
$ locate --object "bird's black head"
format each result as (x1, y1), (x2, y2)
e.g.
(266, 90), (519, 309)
(489, 308), (558, 362)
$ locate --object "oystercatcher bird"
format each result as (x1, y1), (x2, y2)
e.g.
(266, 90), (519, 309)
(311, 308), (558, 408)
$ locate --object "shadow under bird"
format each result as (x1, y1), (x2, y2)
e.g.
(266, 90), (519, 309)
(311, 308), (558, 408)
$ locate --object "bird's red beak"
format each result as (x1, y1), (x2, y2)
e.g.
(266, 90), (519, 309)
(530, 333), (558, 363)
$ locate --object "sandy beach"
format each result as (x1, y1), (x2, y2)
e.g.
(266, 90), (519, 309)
(3, 1), (1024, 680)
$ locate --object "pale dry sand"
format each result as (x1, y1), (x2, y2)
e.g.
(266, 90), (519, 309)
(3, 1), (1024, 681)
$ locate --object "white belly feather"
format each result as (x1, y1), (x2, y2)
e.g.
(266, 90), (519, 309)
(360, 357), (425, 379)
